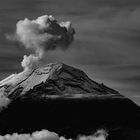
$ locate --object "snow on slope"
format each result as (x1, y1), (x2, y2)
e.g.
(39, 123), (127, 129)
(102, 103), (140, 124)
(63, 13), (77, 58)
(0, 63), (122, 101)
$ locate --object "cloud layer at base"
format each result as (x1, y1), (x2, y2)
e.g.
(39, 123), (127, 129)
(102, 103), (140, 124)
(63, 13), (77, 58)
(0, 129), (108, 140)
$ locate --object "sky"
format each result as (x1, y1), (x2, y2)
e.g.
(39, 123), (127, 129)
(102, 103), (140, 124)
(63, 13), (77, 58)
(0, 0), (140, 105)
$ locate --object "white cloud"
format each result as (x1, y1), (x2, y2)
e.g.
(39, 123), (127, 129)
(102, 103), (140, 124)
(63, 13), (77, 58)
(7, 15), (75, 71)
(0, 129), (108, 140)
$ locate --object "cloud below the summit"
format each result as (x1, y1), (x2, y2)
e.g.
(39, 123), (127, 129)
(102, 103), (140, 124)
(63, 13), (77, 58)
(0, 129), (108, 140)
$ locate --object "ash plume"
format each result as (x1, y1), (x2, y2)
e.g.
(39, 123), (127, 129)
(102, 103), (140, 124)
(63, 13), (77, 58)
(7, 15), (75, 71)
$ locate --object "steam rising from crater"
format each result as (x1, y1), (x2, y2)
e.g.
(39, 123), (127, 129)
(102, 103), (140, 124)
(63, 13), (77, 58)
(8, 15), (75, 70)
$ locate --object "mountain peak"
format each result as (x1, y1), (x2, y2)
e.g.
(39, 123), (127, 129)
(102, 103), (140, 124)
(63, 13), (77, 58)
(0, 63), (140, 139)
(0, 62), (123, 99)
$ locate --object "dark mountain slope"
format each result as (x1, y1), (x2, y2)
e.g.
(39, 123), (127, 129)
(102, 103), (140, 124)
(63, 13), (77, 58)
(0, 63), (140, 140)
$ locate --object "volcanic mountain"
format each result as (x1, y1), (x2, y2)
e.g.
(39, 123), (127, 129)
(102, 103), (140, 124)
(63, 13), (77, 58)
(0, 63), (140, 140)
(0, 63), (122, 99)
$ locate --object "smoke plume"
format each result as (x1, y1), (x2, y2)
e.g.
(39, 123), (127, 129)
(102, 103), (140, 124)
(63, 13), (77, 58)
(8, 15), (75, 70)
(0, 129), (108, 140)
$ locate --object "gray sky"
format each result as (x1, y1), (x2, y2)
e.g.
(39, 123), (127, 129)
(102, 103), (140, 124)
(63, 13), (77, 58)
(0, 0), (140, 105)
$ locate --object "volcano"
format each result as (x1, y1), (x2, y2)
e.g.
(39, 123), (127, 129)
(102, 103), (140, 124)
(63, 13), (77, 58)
(0, 63), (140, 140)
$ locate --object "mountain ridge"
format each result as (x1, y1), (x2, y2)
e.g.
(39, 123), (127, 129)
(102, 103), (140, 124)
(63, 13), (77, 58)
(0, 63), (140, 139)
(0, 62), (124, 100)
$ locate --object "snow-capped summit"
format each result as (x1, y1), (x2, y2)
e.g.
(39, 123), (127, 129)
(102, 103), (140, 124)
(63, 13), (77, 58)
(0, 63), (122, 99)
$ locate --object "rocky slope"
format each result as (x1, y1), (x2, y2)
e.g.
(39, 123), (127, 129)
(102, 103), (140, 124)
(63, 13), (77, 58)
(0, 63), (122, 100)
(0, 63), (140, 140)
